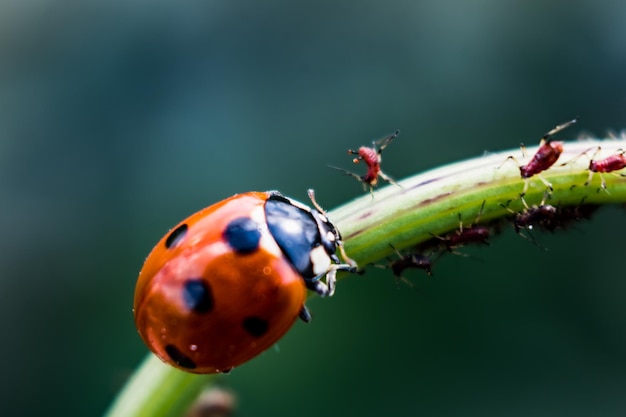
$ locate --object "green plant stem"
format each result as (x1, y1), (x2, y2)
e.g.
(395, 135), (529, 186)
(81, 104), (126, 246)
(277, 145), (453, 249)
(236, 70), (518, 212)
(104, 138), (626, 417)
(332, 139), (626, 265)
(104, 355), (216, 417)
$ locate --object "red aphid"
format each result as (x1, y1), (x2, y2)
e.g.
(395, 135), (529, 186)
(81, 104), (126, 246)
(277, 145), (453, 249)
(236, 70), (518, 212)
(586, 147), (626, 190)
(379, 244), (434, 288)
(499, 197), (557, 248)
(444, 225), (490, 249)
(501, 118), (577, 195)
(519, 141), (564, 179)
(513, 203), (558, 235)
(439, 201), (490, 250)
(331, 130), (400, 195)
(389, 251), (433, 278)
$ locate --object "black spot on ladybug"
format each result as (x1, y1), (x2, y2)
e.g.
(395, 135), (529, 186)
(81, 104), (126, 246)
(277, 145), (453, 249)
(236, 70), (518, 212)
(242, 316), (269, 337)
(165, 345), (197, 369)
(165, 224), (188, 249)
(183, 279), (213, 313)
(223, 217), (262, 254)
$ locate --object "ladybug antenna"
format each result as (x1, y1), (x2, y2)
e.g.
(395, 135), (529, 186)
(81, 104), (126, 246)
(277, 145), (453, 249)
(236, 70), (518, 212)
(306, 189), (326, 214)
(307, 189), (357, 270)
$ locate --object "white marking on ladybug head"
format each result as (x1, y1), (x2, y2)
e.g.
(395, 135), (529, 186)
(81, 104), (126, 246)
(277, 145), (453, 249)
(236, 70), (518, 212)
(310, 246), (332, 276)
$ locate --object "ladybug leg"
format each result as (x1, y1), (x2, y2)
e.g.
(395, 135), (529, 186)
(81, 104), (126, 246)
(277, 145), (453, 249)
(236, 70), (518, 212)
(306, 279), (331, 297)
(299, 305), (312, 323)
(305, 264), (353, 298)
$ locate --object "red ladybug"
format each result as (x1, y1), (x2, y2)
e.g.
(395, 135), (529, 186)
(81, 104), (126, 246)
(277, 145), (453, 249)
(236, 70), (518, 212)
(134, 190), (355, 374)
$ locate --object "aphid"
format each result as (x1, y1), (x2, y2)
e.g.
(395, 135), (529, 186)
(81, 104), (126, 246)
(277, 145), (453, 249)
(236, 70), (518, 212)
(499, 194), (553, 246)
(372, 244), (434, 287)
(330, 130), (400, 195)
(436, 201), (490, 251)
(552, 202), (600, 229)
(500, 118), (577, 196)
(387, 244), (434, 278)
(512, 201), (558, 235)
(563, 146), (626, 191)
(503, 195), (599, 245)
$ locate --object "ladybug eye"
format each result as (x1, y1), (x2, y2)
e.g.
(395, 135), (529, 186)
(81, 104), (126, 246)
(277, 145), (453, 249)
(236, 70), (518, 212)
(165, 224), (188, 249)
(223, 217), (262, 254)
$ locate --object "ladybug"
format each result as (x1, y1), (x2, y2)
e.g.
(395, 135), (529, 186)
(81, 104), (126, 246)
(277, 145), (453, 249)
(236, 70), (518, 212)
(133, 190), (356, 374)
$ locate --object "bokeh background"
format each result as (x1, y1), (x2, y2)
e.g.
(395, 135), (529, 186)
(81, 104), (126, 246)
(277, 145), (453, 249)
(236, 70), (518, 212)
(3, 1), (626, 416)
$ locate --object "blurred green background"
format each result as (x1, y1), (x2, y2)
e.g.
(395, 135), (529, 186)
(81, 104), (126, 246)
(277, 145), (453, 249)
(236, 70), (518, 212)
(2, 1), (626, 416)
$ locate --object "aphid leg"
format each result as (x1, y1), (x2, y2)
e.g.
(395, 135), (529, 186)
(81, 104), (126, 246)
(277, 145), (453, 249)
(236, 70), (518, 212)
(497, 154), (523, 170)
(520, 143), (528, 158)
(328, 165), (375, 197)
(475, 200), (486, 223)
(536, 174), (554, 195)
(520, 178), (530, 197)
(560, 146), (599, 168)
(596, 172), (608, 194)
(378, 171), (403, 188)
(327, 165), (365, 182)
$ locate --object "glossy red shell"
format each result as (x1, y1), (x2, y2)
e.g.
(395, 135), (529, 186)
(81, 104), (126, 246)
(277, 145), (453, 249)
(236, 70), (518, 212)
(134, 192), (307, 373)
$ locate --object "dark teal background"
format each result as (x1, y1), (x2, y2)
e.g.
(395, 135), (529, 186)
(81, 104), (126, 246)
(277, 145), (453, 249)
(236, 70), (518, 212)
(2, 1), (626, 416)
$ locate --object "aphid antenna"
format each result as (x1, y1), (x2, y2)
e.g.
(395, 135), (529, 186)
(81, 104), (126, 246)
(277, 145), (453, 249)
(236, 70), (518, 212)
(541, 117), (578, 142)
(375, 129), (400, 153)
(348, 130), (400, 159)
